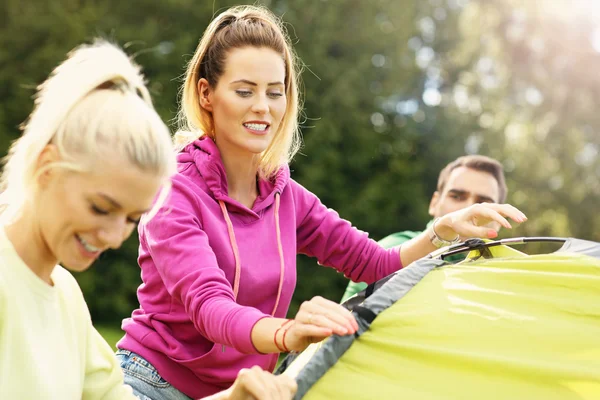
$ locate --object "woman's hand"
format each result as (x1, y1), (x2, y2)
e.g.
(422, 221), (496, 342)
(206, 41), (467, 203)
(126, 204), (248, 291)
(226, 366), (297, 400)
(282, 296), (358, 352)
(434, 203), (527, 241)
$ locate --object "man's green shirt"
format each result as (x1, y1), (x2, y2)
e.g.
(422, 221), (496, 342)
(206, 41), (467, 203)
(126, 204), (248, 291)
(339, 220), (467, 302)
(339, 226), (424, 302)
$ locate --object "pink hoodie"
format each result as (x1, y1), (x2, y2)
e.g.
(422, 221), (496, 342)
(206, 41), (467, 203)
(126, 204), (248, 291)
(118, 137), (402, 399)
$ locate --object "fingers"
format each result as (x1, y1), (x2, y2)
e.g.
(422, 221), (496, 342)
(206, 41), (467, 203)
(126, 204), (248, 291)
(453, 221), (500, 239)
(472, 205), (512, 230)
(451, 203), (528, 239)
(274, 375), (297, 399)
(297, 296), (358, 335)
(482, 203), (527, 224)
(289, 319), (335, 339)
(282, 298), (360, 353)
(231, 366), (297, 400)
(309, 296), (358, 331)
(229, 368), (258, 400)
(232, 367), (272, 400)
(482, 220), (501, 233)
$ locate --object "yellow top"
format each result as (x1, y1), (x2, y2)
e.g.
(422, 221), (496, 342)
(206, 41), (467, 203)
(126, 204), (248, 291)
(0, 228), (135, 399)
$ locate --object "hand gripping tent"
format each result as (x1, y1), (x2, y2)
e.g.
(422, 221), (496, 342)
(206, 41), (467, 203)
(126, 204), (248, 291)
(277, 238), (600, 400)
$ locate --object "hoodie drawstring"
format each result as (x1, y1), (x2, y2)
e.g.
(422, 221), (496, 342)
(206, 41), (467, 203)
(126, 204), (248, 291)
(272, 193), (285, 316)
(218, 193), (285, 316)
(219, 200), (242, 299)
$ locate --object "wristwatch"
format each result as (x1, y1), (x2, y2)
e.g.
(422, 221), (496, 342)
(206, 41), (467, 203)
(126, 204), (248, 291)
(428, 217), (461, 248)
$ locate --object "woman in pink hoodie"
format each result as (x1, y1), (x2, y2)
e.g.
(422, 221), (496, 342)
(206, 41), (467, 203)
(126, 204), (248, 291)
(116, 5), (527, 400)
(0, 39), (294, 400)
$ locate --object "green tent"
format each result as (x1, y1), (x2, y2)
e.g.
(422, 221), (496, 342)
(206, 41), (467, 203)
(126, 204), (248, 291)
(278, 238), (600, 400)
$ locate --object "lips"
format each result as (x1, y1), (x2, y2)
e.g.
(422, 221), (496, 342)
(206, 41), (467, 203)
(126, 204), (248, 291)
(75, 234), (101, 254)
(243, 121), (270, 134)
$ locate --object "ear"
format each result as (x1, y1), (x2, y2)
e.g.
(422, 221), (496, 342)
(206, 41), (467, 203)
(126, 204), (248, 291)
(428, 191), (440, 217)
(35, 144), (60, 188)
(197, 78), (213, 112)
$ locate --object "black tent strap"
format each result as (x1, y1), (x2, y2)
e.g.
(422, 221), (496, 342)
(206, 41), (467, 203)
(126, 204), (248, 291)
(365, 283), (376, 298)
(353, 305), (378, 325)
(430, 237), (568, 261)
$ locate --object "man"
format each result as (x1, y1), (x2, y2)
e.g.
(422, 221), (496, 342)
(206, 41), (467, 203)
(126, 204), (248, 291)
(340, 155), (508, 302)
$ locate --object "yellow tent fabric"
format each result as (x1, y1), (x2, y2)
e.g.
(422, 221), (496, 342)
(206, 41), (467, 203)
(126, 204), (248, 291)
(303, 252), (600, 400)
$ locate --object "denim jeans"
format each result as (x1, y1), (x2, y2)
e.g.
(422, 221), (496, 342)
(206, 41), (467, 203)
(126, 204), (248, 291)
(116, 349), (192, 400)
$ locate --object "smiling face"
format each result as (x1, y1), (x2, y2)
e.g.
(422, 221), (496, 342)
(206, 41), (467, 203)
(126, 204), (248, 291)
(198, 46), (287, 159)
(33, 149), (164, 273)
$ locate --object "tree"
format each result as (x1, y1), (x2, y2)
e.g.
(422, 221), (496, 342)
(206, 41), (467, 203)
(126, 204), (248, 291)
(424, 0), (600, 242)
(1, 0), (597, 324)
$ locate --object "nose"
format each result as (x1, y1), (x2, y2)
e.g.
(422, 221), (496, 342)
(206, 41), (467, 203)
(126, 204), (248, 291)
(98, 219), (133, 250)
(467, 197), (479, 207)
(251, 94), (269, 115)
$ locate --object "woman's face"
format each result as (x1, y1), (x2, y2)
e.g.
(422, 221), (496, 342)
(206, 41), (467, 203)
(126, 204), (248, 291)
(35, 148), (164, 272)
(199, 46), (287, 158)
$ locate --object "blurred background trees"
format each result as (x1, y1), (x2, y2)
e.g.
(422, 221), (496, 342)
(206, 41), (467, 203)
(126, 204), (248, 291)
(1, 0), (598, 335)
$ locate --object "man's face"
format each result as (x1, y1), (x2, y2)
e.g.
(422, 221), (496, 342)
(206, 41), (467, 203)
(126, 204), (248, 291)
(429, 166), (500, 219)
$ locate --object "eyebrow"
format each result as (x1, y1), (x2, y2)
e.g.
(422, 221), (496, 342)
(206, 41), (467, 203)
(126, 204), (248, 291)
(98, 193), (122, 209)
(447, 189), (496, 203)
(230, 79), (284, 86)
(97, 193), (151, 214)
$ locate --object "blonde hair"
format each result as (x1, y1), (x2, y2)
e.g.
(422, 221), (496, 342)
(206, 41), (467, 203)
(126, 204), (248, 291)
(175, 5), (302, 179)
(0, 39), (177, 220)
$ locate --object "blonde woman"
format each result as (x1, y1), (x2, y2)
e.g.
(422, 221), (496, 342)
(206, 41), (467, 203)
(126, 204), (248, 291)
(117, 5), (527, 400)
(0, 40), (296, 400)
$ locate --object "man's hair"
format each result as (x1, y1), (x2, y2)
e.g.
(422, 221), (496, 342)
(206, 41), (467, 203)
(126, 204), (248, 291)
(436, 155), (508, 203)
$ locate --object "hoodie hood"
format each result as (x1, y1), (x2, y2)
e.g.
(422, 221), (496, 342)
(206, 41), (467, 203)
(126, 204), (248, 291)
(176, 136), (290, 215)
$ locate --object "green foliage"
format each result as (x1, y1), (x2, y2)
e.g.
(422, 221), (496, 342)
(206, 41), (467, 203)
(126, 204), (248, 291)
(1, 0), (598, 324)
(423, 0), (600, 242)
